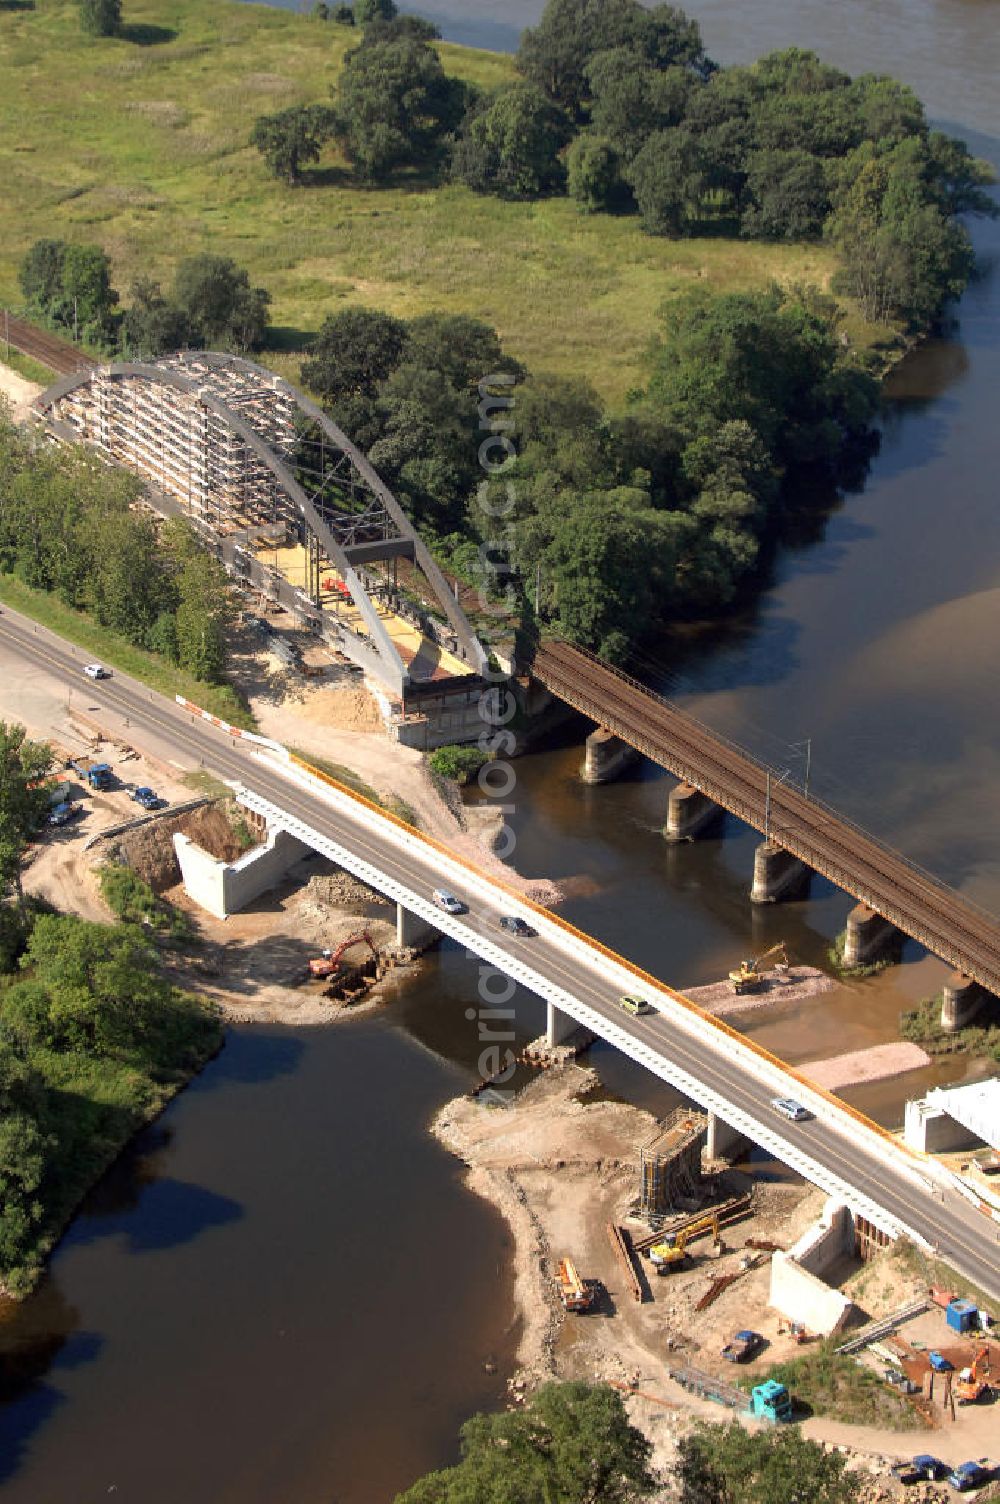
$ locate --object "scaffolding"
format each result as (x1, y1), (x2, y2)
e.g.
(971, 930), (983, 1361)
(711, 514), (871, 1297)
(34, 352), (489, 698)
(639, 1109), (708, 1218)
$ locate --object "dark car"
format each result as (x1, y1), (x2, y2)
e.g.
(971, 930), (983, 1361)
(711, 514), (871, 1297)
(48, 801), (80, 827)
(498, 916), (536, 937)
(131, 787), (161, 810)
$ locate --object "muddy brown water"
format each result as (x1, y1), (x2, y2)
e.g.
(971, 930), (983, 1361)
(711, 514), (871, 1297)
(2, 1), (998, 1499)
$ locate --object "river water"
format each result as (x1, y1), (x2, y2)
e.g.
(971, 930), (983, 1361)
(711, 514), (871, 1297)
(1, 2), (998, 1500)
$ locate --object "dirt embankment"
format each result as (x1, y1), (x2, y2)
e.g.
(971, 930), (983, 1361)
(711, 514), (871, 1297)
(105, 801), (248, 891)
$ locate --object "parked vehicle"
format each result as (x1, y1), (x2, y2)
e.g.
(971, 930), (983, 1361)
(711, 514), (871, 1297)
(912, 1456), (947, 1481)
(650, 1213), (721, 1273)
(432, 889), (466, 915)
(721, 1330), (764, 1363)
(946, 1461), (992, 1492)
(771, 1098), (811, 1121)
(929, 1351), (954, 1373)
(619, 995), (653, 1017)
(130, 787), (161, 810)
(48, 801), (80, 827)
(82, 663), (111, 680)
(67, 755), (115, 791)
(555, 1256), (594, 1313)
(668, 1365), (793, 1423)
(498, 915), (535, 937)
(956, 1347), (991, 1404)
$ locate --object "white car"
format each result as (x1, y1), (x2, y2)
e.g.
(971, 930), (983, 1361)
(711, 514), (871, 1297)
(771, 1097), (811, 1122)
(432, 888), (466, 915)
(82, 663), (111, 680)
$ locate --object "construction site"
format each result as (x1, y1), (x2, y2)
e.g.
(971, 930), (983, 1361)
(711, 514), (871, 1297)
(434, 1065), (999, 1496)
(33, 353), (494, 745)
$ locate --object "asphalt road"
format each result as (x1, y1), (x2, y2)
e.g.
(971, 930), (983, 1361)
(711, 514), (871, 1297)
(5, 606), (999, 1301)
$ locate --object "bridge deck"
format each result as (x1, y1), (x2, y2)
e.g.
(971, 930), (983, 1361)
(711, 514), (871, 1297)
(533, 639), (1000, 996)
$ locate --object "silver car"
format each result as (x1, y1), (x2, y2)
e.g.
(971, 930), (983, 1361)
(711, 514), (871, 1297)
(432, 888), (466, 915)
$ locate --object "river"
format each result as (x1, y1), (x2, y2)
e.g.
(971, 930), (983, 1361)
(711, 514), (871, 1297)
(1, 1), (998, 1499)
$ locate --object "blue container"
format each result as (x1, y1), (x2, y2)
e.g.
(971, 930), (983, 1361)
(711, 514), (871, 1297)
(946, 1298), (977, 1333)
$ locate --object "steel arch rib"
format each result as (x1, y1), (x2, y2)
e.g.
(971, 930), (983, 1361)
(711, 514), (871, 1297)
(34, 359), (409, 688)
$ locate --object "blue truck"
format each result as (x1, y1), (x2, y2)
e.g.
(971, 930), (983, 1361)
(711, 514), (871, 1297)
(67, 755), (115, 791)
(947, 1461), (994, 1492)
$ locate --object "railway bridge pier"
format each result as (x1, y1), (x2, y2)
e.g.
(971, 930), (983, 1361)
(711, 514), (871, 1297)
(531, 639), (1000, 1008)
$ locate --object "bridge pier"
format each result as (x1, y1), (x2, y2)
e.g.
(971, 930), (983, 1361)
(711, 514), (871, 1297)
(664, 781), (723, 842)
(941, 972), (986, 1031)
(750, 842), (811, 904)
(706, 1112), (750, 1161)
(581, 729), (638, 785)
(546, 1000), (579, 1047)
(842, 904), (901, 969)
(396, 904), (441, 951)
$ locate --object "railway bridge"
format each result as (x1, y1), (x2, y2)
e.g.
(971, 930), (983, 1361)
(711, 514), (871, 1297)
(533, 639), (1000, 1009)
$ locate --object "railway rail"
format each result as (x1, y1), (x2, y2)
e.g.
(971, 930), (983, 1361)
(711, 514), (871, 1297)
(1, 310), (97, 377)
(533, 639), (1000, 995)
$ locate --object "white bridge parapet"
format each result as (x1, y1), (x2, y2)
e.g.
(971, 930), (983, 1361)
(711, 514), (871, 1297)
(229, 759), (941, 1246)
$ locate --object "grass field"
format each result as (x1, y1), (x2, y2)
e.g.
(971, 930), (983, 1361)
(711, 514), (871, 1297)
(0, 0), (860, 405)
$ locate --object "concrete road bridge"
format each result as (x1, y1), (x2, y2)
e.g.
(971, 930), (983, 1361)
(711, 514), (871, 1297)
(4, 605), (999, 1299)
(533, 639), (1000, 1015)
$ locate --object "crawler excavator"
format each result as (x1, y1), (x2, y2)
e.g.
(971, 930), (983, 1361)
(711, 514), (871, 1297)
(648, 1213), (721, 1274)
(729, 943), (789, 995)
(956, 1346), (992, 1404)
(307, 931), (377, 980)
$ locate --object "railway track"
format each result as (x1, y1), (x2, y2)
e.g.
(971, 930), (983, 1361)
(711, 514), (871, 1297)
(534, 639), (1000, 993)
(1, 309), (97, 377)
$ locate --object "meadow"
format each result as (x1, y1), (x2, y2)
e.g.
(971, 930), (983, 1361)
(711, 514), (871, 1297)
(0, 0), (856, 405)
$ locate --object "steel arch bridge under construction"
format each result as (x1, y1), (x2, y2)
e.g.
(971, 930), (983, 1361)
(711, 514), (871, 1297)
(33, 352), (488, 699)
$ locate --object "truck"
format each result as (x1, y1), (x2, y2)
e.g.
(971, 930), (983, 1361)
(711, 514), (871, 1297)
(722, 1330), (764, 1363)
(67, 755), (115, 791)
(555, 1257), (594, 1314)
(668, 1365), (793, 1423)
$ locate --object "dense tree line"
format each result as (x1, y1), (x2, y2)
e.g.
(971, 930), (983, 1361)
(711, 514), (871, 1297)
(19, 241), (271, 356)
(261, 0), (994, 332)
(0, 406), (232, 682)
(392, 1382), (855, 1502)
(303, 286), (877, 662)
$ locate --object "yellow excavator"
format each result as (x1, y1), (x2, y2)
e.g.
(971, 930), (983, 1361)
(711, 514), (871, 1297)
(648, 1212), (721, 1274)
(728, 942), (788, 995)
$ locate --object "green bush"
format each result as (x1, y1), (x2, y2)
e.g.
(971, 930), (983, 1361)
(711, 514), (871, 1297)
(428, 745), (487, 784)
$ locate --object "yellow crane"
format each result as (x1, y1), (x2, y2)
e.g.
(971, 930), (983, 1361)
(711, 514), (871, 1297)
(649, 1212), (721, 1274)
(728, 943), (788, 995)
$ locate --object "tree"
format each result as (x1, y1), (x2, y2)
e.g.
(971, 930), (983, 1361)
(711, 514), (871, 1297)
(677, 1422), (853, 1504)
(78, 0), (121, 37)
(172, 254), (270, 351)
(567, 133), (625, 212)
(517, 0), (708, 117)
(18, 240), (67, 314)
(626, 127), (705, 234)
(452, 84), (569, 198)
(173, 549), (231, 683)
(586, 47), (691, 162)
(740, 148), (829, 239)
(333, 34), (462, 180)
(251, 104), (337, 185)
(0, 1042), (47, 1272)
(353, 0), (395, 23)
(300, 305), (409, 404)
(120, 277), (190, 358)
(395, 1381), (658, 1502)
(0, 722), (52, 915)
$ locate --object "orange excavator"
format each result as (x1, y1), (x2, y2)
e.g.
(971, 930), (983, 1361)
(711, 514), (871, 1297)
(956, 1346), (992, 1404)
(308, 931), (377, 980)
